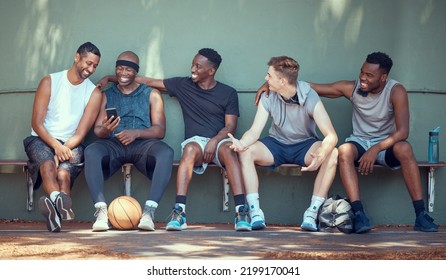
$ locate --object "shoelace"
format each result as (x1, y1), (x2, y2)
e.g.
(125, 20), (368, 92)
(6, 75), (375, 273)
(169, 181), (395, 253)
(94, 207), (107, 218)
(166, 209), (183, 222)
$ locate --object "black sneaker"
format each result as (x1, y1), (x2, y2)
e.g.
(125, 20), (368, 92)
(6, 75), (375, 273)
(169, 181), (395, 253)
(414, 211), (438, 232)
(39, 196), (61, 232)
(354, 210), (372, 233)
(55, 193), (75, 220)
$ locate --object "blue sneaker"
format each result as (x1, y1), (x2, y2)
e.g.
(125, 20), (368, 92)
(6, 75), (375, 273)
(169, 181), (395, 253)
(354, 210), (372, 233)
(166, 204), (187, 231)
(300, 209), (318, 232)
(234, 205), (252, 231)
(414, 211), (438, 232)
(250, 208), (266, 230)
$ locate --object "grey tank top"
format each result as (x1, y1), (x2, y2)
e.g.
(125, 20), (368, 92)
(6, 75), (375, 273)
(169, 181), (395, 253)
(350, 79), (399, 139)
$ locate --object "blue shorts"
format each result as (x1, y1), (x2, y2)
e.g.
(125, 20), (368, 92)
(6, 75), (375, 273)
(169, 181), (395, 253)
(259, 136), (320, 170)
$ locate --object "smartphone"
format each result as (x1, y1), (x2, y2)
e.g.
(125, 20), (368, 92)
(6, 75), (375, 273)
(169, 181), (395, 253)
(106, 107), (118, 119)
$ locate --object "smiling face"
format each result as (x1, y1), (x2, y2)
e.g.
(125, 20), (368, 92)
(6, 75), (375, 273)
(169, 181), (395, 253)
(190, 54), (215, 83)
(358, 62), (388, 94)
(74, 52), (100, 80)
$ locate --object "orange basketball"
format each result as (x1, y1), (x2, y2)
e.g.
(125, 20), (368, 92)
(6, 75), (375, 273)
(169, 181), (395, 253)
(108, 196), (142, 230)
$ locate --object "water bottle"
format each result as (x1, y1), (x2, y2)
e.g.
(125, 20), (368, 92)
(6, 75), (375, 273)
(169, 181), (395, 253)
(428, 127), (440, 163)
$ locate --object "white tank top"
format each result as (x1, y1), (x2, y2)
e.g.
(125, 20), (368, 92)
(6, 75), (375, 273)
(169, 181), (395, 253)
(350, 79), (399, 139)
(31, 70), (95, 142)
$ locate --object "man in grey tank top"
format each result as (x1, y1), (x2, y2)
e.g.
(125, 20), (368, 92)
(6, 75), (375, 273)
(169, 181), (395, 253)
(307, 52), (438, 233)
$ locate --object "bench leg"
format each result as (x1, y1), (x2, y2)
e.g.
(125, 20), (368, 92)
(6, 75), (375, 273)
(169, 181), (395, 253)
(122, 164), (132, 196)
(221, 169), (230, 212)
(23, 166), (33, 211)
(428, 167), (435, 212)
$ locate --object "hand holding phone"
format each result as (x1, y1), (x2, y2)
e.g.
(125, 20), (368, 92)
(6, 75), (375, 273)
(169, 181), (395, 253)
(106, 108), (118, 120)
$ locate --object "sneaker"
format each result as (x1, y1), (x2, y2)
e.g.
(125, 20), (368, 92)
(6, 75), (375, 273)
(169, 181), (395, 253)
(39, 196), (61, 232)
(138, 205), (156, 231)
(414, 211), (438, 232)
(300, 209), (318, 232)
(234, 205), (252, 231)
(354, 210), (372, 233)
(55, 192), (75, 220)
(250, 208), (266, 230)
(92, 205), (109, 232)
(166, 204), (187, 231)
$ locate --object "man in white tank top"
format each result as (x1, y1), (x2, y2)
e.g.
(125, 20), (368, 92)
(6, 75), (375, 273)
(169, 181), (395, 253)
(306, 52), (438, 233)
(23, 42), (102, 232)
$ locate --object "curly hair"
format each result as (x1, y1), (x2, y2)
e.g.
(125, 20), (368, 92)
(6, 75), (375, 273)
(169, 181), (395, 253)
(198, 48), (222, 69)
(268, 56), (299, 84)
(366, 52), (393, 74)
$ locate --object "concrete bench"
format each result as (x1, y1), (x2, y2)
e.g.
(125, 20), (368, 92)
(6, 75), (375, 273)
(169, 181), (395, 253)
(1, 159), (445, 213)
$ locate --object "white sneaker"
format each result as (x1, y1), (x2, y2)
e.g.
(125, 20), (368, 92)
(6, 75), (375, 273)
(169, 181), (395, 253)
(92, 206), (109, 232)
(300, 209), (318, 232)
(138, 205), (156, 231)
(250, 208), (266, 230)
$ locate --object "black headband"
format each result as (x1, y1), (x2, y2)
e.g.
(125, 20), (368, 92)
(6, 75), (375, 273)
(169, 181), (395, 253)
(116, 60), (139, 72)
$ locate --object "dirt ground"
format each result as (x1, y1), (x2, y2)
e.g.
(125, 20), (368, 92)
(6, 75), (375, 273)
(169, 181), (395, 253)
(1, 219), (446, 260)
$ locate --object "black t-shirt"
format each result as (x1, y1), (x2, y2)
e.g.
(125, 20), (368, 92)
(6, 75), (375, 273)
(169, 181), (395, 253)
(163, 77), (239, 139)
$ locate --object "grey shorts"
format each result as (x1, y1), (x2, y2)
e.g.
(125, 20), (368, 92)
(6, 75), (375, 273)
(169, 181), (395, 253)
(23, 136), (85, 189)
(345, 135), (400, 169)
(181, 136), (231, 174)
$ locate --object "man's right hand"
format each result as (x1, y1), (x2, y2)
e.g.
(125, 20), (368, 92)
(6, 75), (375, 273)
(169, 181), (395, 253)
(254, 81), (270, 106)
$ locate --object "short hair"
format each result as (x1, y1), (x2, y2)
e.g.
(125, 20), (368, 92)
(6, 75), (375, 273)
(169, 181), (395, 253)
(198, 48), (222, 69)
(268, 56), (299, 84)
(366, 52), (393, 74)
(77, 42), (101, 58)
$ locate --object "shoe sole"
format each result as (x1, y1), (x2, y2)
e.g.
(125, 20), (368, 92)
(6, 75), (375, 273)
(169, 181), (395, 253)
(92, 225), (109, 232)
(251, 220), (266, 230)
(301, 222), (318, 232)
(166, 223), (187, 231)
(138, 224), (155, 231)
(39, 197), (61, 232)
(55, 194), (75, 220)
(414, 226), (438, 232)
(355, 226), (372, 234)
(235, 222), (252, 232)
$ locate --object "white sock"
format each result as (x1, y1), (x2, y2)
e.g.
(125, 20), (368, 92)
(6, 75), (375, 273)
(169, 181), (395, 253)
(246, 193), (260, 212)
(94, 202), (107, 208)
(145, 200), (158, 208)
(50, 191), (60, 203)
(309, 195), (325, 213)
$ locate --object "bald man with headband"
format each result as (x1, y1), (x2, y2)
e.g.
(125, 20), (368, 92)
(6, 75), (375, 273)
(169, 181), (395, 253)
(84, 51), (174, 232)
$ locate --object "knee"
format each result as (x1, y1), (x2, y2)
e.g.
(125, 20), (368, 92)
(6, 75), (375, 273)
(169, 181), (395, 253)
(393, 141), (415, 160)
(57, 169), (70, 185)
(338, 144), (355, 161)
(40, 160), (56, 172)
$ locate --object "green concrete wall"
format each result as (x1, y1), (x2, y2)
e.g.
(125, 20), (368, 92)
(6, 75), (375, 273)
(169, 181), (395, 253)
(1, 0), (446, 227)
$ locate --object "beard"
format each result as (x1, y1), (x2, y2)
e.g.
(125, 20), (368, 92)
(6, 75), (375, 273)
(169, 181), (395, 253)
(356, 88), (369, 97)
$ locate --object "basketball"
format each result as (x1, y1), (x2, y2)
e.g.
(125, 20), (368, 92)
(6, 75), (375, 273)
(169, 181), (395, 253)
(108, 196), (142, 230)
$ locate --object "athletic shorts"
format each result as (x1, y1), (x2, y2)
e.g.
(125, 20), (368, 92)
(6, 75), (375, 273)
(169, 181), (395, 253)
(181, 135), (231, 174)
(259, 136), (320, 170)
(345, 135), (400, 169)
(23, 136), (84, 189)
